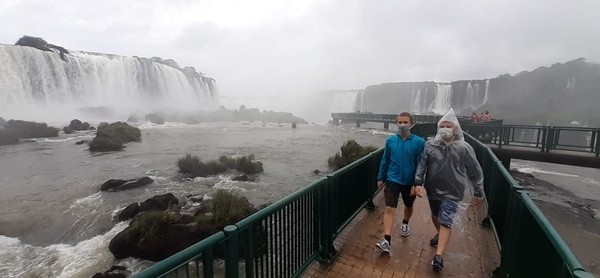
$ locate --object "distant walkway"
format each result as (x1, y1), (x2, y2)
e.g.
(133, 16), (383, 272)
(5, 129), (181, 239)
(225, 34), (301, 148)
(303, 192), (499, 277)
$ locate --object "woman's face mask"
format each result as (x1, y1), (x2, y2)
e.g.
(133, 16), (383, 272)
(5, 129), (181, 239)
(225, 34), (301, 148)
(438, 127), (454, 139)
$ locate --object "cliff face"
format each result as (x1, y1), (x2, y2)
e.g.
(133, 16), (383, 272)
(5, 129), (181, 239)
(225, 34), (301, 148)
(360, 58), (600, 125)
(483, 58), (600, 125)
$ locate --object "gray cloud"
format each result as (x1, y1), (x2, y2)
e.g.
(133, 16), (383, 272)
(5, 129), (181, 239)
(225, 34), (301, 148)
(2, 0), (600, 102)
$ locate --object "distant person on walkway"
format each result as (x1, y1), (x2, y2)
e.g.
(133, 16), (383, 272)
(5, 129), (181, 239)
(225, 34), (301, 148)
(481, 111), (493, 122)
(412, 108), (484, 271)
(470, 112), (480, 122)
(375, 112), (426, 253)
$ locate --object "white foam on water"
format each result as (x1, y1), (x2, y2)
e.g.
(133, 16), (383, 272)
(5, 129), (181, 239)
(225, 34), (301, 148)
(137, 121), (201, 130)
(514, 167), (579, 178)
(593, 208), (600, 220)
(0, 221), (129, 278)
(69, 192), (103, 210)
(369, 129), (394, 136)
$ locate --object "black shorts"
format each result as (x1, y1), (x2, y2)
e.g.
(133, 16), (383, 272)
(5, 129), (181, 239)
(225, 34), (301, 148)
(383, 181), (416, 208)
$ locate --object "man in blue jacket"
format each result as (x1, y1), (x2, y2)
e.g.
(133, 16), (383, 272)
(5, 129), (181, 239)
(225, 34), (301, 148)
(376, 112), (426, 253)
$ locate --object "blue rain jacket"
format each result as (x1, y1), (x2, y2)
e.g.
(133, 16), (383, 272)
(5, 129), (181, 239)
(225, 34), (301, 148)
(377, 133), (426, 186)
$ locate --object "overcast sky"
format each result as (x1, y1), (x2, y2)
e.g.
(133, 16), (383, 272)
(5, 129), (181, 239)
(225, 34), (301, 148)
(2, 0), (600, 100)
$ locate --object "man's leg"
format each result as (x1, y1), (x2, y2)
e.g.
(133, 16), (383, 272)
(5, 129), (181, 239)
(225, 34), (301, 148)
(431, 200), (459, 271)
(399, 186), (416, 236)
(428, 199), (441, 247)
(376, 183), (400, 252)
(384, 206), (396, 237)
(436, 226), (451, 255)
(403, 206), (413, 223)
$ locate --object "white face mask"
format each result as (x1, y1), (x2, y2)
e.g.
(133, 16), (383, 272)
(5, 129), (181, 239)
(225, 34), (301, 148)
(397, 123), (411, 132)
(438, 127), (454, 139)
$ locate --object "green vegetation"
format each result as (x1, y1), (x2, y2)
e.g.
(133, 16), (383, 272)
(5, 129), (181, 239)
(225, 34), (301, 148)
(212, 189), (249, 223)
(89, 122), (141, 152)
(129, 210), (177, 243)
(178, 154), (264, 177)
(328, 140), (377, 170)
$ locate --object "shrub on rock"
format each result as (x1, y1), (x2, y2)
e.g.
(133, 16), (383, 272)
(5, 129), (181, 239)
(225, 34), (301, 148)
(89, 136), (124, 152)
(89, 122), (141, 152)
(178, 154), (263, 177)
(109, 190), (258, 261)
(328, 140), (377, 170)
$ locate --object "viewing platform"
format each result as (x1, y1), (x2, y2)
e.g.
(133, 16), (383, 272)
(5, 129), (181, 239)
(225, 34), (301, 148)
(302, 192), (499, 277)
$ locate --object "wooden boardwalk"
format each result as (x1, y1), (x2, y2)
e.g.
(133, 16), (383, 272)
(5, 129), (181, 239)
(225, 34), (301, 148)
(302, 192), (500, 278)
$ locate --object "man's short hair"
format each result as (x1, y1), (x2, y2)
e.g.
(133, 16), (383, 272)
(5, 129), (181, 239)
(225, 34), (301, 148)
(396, 112), (414, 124)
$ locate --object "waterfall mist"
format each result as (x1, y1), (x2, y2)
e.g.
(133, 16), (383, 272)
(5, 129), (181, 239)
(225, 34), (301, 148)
(0, 44), (217, 123)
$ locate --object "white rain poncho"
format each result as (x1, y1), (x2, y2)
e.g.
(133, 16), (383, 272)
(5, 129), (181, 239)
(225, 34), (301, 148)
(414, 108), (484, 202)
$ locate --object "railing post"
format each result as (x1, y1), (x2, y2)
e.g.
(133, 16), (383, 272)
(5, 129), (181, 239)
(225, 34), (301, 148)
(203, 247), (215, 277)
(317, 175), (338, 263)
(365, 153), (376, 210)
(595, 129), (600, 157)
(224, 225), (240, 278)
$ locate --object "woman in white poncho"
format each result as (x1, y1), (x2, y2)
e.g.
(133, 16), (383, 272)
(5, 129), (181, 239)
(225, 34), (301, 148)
(412, 108), (484, 272)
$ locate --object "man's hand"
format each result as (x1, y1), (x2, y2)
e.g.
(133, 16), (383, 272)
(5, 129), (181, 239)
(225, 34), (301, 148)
(411, 185), (423, 198)
(377, 181), (384, 190)
(471, 196), (484, 206)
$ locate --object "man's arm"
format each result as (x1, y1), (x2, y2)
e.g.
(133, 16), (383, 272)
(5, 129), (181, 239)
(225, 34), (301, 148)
(414, 141), (429, 186)
(377, 139), (391, 187)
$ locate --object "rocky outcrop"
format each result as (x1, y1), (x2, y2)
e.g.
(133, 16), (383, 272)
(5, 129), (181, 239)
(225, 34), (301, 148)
(177, 154), (264, 178)
(69, 119), (91, 131)
(0, 129), (19, 146)
(15, 35), (69, 60)
(0, 116), (5, 127)
(116, 193), (178, 221)
(3, 120), (59, 139)
(109, 190), (258, 261)
(100, 177), (154, 191)
(88, 122), (141, 152)
(127, 115), (139, 122)
(360, 58), (600, 125)
(328, 140), (377, 170)
(144, 113), (165, 125)
(92, 265), (128, 278)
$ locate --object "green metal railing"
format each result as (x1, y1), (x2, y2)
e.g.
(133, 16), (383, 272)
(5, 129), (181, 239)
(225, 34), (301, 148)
(463, 124), (600, 156)
(133, 148), (383, 278)
(466, 133), (594, 278)
(133, 127), (593, 278)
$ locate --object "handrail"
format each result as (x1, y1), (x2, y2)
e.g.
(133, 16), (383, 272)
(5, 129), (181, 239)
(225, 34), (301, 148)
(132, 231), (225, 278)
(462, 124), (599, 156)
(465, 133), (594, 277)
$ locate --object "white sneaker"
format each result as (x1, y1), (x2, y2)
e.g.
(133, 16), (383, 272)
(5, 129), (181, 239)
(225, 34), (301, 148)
(400, 223), (410, 237)
(376, 238), (391, 253)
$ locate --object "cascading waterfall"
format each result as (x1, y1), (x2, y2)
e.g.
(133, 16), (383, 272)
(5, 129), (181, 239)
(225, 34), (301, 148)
(330, 90), (362, 113)
(0, 44), (217, 121)
(410, 88), (432, 114)
(430, 84), (453, 115)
